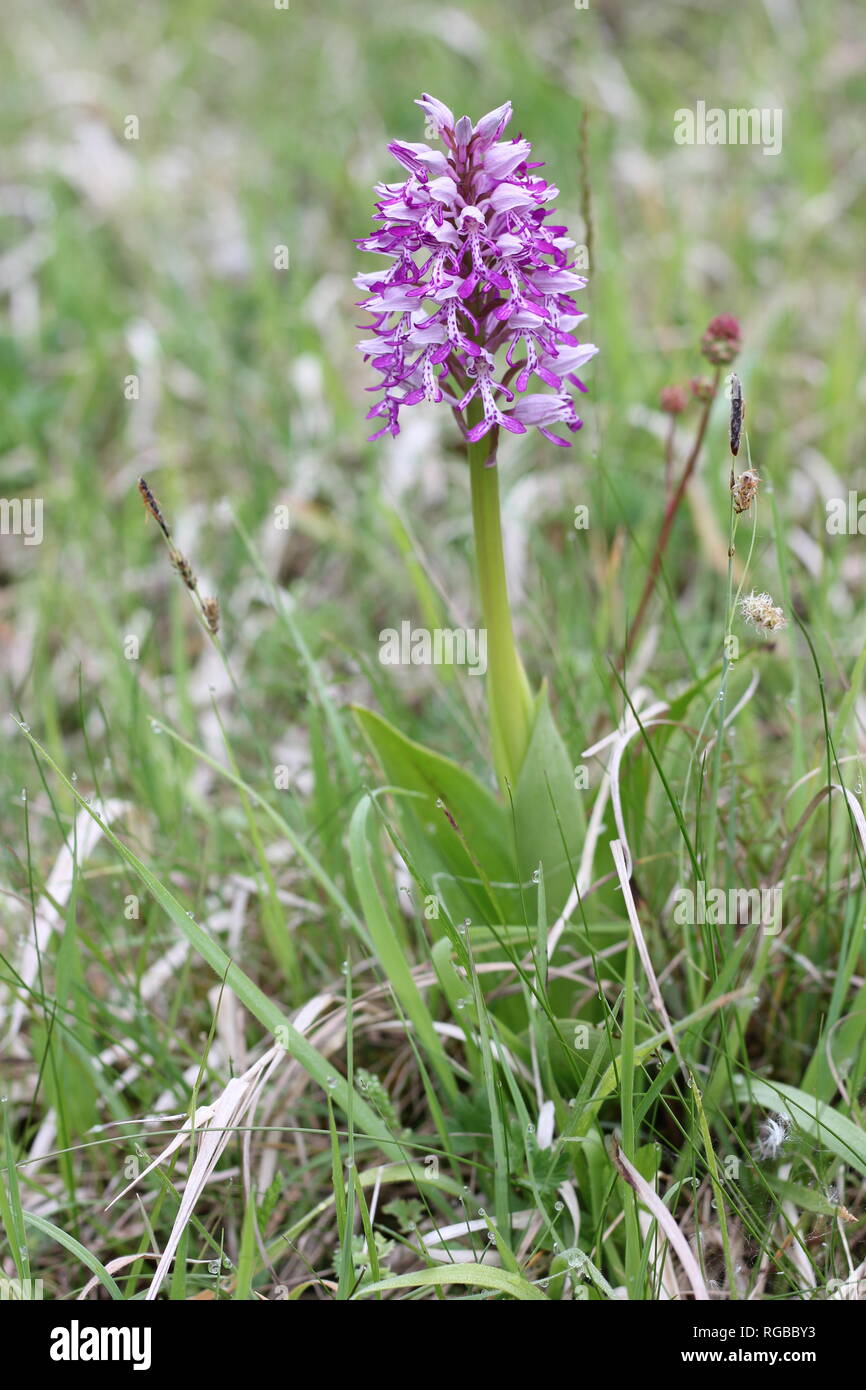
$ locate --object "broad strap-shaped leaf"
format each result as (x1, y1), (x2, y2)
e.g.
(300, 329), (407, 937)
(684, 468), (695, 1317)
(352, 705), (515, 922)
(512, 684), (585, 921)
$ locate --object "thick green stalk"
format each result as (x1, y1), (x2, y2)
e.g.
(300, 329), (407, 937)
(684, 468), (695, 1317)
(466, 411), (534, 792)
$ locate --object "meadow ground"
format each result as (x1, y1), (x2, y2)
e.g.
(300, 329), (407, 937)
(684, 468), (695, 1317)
(2, 0), (866, 1306)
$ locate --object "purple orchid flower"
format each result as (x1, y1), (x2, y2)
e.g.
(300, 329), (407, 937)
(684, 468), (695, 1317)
(356, 94), (598, 451)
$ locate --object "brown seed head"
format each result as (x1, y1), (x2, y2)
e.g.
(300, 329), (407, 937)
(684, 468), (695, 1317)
(201, 596), (220, 635)
(729, 372), (745, 456)
(169, 547), (196, 590)
(731, 469), (759, 514)
(137, 477), (171, 539)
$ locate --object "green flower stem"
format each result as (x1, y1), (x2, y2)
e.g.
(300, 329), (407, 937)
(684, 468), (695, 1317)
(466, 408), (534, 792)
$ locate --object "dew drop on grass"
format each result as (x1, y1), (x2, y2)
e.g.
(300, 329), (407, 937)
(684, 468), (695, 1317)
(527, 1123), (535, 1134)
(71, 772), (78, 783)
(531, 869), (540, 883)
(326, 1077), (338, 1089)
(554, 1201), (564, 1212)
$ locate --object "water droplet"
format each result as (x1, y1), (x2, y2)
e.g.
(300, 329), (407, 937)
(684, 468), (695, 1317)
(531, 868), (540, 884)
(527, 1124), (535, 1134)
(326, 1077), (338, 1090)
(71, 772), (78, 783)
(554, 1201), (564, 1212)
(20, 723), (29, 733)
(435, 798), (444, 809)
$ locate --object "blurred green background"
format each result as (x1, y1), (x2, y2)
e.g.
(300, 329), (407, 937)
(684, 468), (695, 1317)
(2, 0), (866, 1300)
(0, 0), (864, 982)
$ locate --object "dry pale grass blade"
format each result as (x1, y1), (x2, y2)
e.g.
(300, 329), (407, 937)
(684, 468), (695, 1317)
(106, 1044), (285, 1300)
(2, 797), (130, 1048)
(547, 691), (669, 958)
(556, 1180), (580, 1249)
(778, 1172), (816, 1293)
(77, 1253), (161, 1301)
(638, 1209), (679, 1300)
(829, 1248), (866, 1300)
(611, 1140), (709, 1302)
(610, 837), (682, 1068)
(24, 939), (190, 1176)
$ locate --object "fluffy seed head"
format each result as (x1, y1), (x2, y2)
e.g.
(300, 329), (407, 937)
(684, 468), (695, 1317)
(756, 1112), (790, 1160)
(731, 469), (759, 514)
(740, 590), (786, 635)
